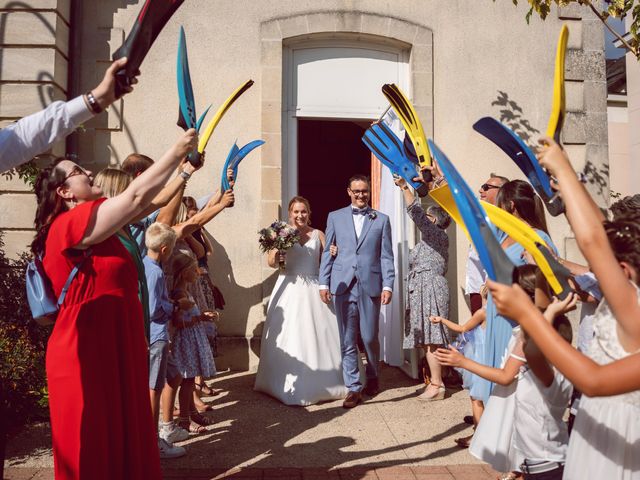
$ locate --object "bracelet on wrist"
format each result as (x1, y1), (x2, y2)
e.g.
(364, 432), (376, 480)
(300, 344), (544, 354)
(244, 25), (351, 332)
(180, 170), (191, 181)
(85, 91), (103, 114)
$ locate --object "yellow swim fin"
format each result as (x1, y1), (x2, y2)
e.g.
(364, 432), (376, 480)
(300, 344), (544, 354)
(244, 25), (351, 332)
(381, 84), (431, 171)
(198, 79), (254, 155)
(429, 185), (572, 297)
(546, 25), (568, 144)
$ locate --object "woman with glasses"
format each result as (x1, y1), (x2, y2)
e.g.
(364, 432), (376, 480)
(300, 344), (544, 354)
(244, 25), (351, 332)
(31, 130), (196, 480)
(393, 174), (452, 401)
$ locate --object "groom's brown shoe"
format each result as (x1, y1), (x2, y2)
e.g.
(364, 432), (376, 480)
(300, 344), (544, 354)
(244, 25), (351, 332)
(342, 391), (362, 409)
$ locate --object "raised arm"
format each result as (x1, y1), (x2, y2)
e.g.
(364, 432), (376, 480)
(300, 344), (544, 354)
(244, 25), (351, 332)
(174, 190), (234, 239)
(1, 58), (136, 173)
(78, 129), (197, 247)
(393, 175), (416, 206)
(537, 138), (640, 351)
(155, 180), (186, 226)
(489, 279), (640, 396)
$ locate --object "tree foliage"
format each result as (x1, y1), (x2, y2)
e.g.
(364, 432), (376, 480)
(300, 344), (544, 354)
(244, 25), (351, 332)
(0, 233), (51, 435)
(507, 0), (640, 58)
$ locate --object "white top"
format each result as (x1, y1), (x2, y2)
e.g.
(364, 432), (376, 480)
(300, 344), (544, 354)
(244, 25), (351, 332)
(0, 96), (93, 173)
(513, 367), (572, 463)
(564, 284), (640, 479)
(465, 245), (487, 295)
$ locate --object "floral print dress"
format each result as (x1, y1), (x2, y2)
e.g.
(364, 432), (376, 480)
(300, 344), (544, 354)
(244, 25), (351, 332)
(403, 199), (450, 348)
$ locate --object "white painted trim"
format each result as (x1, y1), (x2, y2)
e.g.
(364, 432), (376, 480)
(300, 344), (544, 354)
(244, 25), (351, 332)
(283, 36), (410, 202)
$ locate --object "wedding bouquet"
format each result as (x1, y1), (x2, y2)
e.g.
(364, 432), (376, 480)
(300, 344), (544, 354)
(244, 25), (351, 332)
(258, 221), (300, 271)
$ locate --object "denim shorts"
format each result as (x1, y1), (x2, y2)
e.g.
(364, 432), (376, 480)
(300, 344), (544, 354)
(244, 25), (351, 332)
(149, 340), (181, 390)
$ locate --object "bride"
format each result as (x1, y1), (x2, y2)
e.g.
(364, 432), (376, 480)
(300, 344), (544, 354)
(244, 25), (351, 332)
(254, 196), (348, 405)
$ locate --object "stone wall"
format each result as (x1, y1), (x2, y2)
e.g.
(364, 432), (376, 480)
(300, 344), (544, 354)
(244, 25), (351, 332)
(0, 0), (70, 257)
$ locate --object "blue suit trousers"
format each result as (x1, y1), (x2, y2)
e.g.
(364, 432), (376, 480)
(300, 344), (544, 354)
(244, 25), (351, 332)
(333, 279), (381, 392)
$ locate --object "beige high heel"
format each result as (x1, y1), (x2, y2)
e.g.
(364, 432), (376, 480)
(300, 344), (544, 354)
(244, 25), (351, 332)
(417, 382), (445, 402)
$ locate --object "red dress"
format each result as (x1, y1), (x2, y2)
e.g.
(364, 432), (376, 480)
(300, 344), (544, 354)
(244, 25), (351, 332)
(43, 199), (161, 480)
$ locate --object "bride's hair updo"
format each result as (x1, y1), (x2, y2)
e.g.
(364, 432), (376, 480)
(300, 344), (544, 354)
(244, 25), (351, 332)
(288, 196), (312, 225)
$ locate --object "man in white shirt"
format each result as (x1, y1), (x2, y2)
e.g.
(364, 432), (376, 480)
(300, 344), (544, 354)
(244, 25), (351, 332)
(0, 57), (136, 173)
(465, 173), (509, 314)
(319, 175), (395, 408)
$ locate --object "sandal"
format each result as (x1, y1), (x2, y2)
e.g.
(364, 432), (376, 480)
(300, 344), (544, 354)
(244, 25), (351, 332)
(497, 473), (521, 480)
(196, 404), (213, 413)
(417, 382), (446, 402)
(454, 433), (473, 448)
(195, 382), (221, 397)
(177, 417), (207, 434)
(190, 411), (215, 427)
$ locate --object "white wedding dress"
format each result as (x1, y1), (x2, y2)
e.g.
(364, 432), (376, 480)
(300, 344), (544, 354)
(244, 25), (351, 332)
(254, 229), (348, 406)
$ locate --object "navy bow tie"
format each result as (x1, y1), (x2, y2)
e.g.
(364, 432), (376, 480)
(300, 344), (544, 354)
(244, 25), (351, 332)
(352, 207), (369, 216)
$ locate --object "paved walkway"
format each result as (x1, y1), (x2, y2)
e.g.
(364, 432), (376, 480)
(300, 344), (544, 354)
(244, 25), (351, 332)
(5, 368), (499, 479)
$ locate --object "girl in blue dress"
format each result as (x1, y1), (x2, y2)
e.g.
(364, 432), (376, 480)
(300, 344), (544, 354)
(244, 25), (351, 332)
(480, 180), (557, 403)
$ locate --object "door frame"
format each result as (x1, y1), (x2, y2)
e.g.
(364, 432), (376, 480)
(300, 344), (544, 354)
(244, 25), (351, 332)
(282, 35), (410, 203)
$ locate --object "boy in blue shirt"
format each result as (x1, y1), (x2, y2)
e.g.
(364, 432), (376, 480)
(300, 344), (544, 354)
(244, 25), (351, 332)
(144, 222), (187, 459)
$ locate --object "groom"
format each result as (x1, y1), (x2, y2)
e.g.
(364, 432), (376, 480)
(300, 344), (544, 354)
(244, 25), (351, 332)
(319, 174), (395, 408)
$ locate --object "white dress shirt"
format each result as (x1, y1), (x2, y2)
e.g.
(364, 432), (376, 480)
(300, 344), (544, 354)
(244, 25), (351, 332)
(465, 244), (487, 295)
(352, 207), (366, 238)
(0, 96), (94, 173)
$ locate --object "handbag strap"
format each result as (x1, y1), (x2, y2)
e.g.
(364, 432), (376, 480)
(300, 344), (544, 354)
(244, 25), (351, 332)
(57, 248), (92, 307)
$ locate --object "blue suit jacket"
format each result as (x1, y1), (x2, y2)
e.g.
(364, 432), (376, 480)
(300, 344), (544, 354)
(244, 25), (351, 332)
(319, 206), (395, 296)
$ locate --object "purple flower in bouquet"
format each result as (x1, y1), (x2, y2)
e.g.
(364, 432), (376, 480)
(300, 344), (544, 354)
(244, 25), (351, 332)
(258, 221), (300, 270)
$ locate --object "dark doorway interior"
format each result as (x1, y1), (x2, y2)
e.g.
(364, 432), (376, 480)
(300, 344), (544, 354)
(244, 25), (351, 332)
(297, 118), (372, 232)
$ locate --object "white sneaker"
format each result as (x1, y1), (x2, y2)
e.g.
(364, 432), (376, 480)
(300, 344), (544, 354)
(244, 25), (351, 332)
(158, 438), (186, 459)
(159, 422), (190, 443)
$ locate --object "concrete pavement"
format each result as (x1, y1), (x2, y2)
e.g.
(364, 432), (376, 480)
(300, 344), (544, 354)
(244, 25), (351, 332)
(5, 367), (497, 479)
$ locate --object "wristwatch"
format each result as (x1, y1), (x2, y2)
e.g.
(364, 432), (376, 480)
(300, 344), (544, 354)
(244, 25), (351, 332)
(180, 170), (191, 181)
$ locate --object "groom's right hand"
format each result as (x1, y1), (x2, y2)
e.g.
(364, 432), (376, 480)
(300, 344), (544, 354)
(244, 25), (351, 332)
(320, 289), (332, 304)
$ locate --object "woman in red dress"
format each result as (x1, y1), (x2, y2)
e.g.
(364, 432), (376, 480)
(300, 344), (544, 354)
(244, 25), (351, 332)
(31, 129), (197, 479)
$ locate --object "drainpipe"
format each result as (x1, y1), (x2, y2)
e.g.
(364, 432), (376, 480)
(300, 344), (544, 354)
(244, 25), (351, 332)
(65, 0), (83, 156)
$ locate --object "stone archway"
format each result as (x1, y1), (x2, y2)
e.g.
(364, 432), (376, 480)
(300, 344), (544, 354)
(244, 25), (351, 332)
(257, 11), (434, 296)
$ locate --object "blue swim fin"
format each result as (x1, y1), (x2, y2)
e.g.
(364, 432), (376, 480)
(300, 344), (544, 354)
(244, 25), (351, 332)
(176, 26), (197, 131)
(221, 140), (265, 191)
(473, 117), (564, 216)
(428, 139), (516, 285)
(361, 122), (429, 197)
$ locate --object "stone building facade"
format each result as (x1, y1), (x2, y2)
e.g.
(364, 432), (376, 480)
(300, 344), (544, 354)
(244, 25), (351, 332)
(0, 1), (607, 371)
